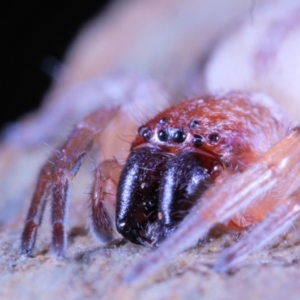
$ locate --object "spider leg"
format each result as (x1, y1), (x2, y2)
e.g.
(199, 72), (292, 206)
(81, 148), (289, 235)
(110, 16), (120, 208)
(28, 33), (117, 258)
(90, 159), (122, 242)
(215, 138), (300, 271)
(122, 127), (300, 284)
(21, 107), (119, 256)
(214, 187), (300, 272)
(20, 158), (55, 255)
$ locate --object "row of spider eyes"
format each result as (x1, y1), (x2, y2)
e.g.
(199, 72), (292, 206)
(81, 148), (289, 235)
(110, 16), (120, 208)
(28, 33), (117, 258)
(138, 117), (220, 146)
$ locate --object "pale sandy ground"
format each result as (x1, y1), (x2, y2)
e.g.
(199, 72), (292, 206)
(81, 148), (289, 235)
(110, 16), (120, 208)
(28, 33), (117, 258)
(1, 1), (300, 299)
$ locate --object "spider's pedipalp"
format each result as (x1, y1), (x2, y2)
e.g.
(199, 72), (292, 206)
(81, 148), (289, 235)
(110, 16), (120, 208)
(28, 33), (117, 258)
(90, 159), (122, 243)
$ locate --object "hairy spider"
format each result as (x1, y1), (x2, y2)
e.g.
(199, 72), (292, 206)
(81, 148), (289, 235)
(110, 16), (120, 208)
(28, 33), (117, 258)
(20, 91), (300, 283)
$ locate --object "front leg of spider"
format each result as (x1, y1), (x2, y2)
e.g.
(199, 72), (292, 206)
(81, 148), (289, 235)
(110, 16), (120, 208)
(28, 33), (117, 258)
(120, 93), (300, 284)
(215, 127), (300, 272)
(215, 187), (300, 272)
(21, 107), (119, 257)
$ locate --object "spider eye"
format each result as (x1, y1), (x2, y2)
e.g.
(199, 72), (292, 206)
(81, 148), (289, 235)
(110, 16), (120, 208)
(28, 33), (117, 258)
(189, 119), (200, 129)
(158, 117), (168, 125)
(192, 135), (204, 147)
(208, 133), (220, 143)
(138, 126), (152, 142)
(173, 129), (186, 143)
(158, 129), (169, 142)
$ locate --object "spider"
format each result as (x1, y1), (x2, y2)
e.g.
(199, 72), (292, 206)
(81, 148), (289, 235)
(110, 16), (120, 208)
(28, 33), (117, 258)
(20, 91), (300, 284)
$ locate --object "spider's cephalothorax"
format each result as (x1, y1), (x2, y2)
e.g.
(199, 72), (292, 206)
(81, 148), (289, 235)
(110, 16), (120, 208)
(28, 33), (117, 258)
(115, 92), (286, 246)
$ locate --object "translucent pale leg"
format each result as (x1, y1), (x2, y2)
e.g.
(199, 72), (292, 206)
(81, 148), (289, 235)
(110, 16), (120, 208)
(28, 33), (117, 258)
(122, 127), (300, 284)
(21, 107), (118, 256)
(214, 188), (300, 272)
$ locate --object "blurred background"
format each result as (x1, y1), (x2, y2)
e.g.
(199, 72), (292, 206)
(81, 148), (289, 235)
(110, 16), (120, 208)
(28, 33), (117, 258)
(2, 1), (111, 131)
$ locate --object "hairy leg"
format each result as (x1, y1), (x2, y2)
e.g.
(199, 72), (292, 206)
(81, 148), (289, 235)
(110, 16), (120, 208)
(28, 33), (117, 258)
(20, 158), (56, 255)
(215, 188), (300, 272)
(21, 107), (119, 256)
